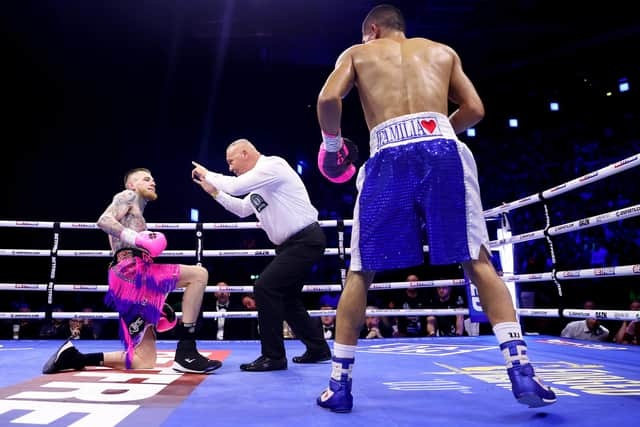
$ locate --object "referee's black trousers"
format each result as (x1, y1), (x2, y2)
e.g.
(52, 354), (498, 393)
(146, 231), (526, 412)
(254, 222), (329, 359)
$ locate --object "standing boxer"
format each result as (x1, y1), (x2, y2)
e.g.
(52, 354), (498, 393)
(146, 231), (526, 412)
(43, 168), (221, 374)
(315, 4), (556, 412)
(192, 139), (331, 371)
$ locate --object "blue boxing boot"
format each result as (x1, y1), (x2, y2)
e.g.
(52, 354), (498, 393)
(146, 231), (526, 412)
(500, 340), (556, 408)
(317, 356), (354, 413)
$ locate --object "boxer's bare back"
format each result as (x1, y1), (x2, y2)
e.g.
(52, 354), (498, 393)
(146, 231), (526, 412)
(319, 35), (482, 134)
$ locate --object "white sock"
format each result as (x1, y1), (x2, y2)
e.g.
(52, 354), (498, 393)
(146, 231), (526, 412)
(493, 322), (530, 367)
(493, 321), (524, 345)
(333, 342), (356, 359)
(331, 342), (356, 382)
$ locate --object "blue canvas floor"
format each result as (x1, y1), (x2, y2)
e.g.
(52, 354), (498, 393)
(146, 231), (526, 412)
(1, 336), (638, 427)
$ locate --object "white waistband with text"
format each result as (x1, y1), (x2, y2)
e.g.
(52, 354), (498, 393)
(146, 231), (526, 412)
(369, 112), (457, 156)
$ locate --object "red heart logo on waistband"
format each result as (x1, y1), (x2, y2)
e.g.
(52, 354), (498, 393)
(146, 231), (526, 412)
(420, 119), (437, 134)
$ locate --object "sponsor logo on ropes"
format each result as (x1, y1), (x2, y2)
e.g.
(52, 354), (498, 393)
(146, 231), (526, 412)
(151, 223), (180, 229)
(578, 218), (590, 227)
(565, 310), (591, 317)
(611, 311), (635, 320)
(614, 156), (637, 168)
(516, 232), (536, 241)
(561, 271), (581, 278)
(254, 250), (270, 256)
(527, 274), (543, 280)
(70, 223), (96, 228)
(0, 350), (230, 427)
(549, 184), (567, 193)
(74, 251), (105, 256)
(10, 312), (42, 319)
(594, 213), (611, 223)
(211, 223), (241, 229)
(15, 284), (41, 289)
(73, 285), (99, 290)
(375, 116), (443, 151)
(578, 172), (599, 182)
(616, 206), (640, 217)
(16, 221), (40, 227)
(219, 251), (241, 256)
(594, 267), (616, 276)
(12, 250), (43, 256)
(305, 286), (331, 292)
(554, 223), (575, 232)
(165, 251), (188, 256)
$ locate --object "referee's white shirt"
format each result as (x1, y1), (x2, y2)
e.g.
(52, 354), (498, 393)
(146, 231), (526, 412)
(205, 155), (318, 245)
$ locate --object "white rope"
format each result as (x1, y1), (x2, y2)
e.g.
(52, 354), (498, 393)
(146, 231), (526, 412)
(483, 153), (640, 217)
(0, 219), (354, 230)
(0, 312), (46, 320)
(1, 154), (636, 236)
(517, 308), (559, 318)
(562, 309), (640, 321)
(0, 248), (345, 258)
(0, 308), (470, 320)
(518, 308), (640, 322)
(0, 247), (440, 258)
(1, 264), (638, 293)
(3, 308), (637, 321)
(489, 204), (640, 247)
(5, 205), (639, 257)
(52, 312), (119, 320)
(1, 153), (637, 328)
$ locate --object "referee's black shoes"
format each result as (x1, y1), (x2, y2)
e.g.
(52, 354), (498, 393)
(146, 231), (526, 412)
(292, 349), (332, 364)
(240, 355), (287, 371)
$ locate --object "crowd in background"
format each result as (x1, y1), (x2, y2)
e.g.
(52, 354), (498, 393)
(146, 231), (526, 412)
(1, 75), (638, 345)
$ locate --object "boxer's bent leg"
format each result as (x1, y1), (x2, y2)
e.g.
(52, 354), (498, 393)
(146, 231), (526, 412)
(172, 264), (221, 374)
(103, 325), (157, 369)
(176, 264), (208, 324)
(43, 326), (156, 374)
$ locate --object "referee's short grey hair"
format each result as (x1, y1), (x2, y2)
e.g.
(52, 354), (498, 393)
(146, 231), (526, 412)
(227, 138), (257, 152)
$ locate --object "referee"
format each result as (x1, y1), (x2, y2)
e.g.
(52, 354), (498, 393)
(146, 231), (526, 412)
(192, 139), (331, 371)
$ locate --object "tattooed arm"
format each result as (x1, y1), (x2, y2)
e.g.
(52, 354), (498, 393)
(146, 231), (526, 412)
(96, 190), (138, 238)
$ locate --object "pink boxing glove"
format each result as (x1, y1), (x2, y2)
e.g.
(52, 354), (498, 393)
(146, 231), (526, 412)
(120, 229), (167, 257)
(157, 303), (177, 333)
(317, 131), (359, 183)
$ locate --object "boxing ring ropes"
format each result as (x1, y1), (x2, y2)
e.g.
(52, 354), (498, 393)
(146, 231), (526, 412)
(1, 153), (640, 329)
